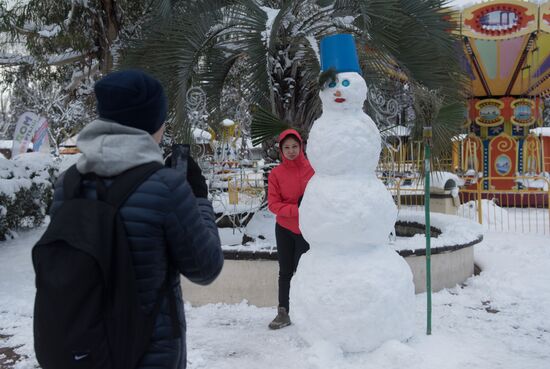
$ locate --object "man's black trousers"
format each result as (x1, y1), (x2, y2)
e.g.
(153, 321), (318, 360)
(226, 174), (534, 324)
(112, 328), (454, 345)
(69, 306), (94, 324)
(275, 223), (310, 312)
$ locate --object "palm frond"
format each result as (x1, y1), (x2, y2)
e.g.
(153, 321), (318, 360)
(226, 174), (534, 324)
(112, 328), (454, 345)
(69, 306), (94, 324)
(118, 0), (231, 142)
(197, 49), (241, 117)
(392, 0), (467, 100)
(431, 101), (466, 159)
(409, 83), (466, 164)
(250, 104), (290, 146)
(220, 1), (272, 108)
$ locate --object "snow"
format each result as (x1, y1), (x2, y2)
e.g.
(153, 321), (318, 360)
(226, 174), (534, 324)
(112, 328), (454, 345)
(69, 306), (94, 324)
(394, 209), (483, 252)
(459, 199), (508, 227)
(530, 127), (550, 137)
(37, 24), (61, 38)
(193, 128), (212, 143)
(301, 71), (396, 246)
(457, 199), (550, 235)
(449, 0), (546, 10)
(0, 153), (54, 198)
(292, 244), (415, 353)
(429, 171), (464, 191)
(448, 0), (483, 9)
(1, 225), (549, 368)
(260, 7), (280, 45)
(385, 125), (411, 137)
(220, 208), (485, 254)
(301, 175), (397, 246)
(59, 134), (79, 147)
(451, 133), (467, 142)
(297, 67), (412, 352)
(0, 140), (33, 151)
(211, 191), (263, 216)
(515, 172), (549, 191)
(305, 72), (381, 175)
(306, 36), (320, 63)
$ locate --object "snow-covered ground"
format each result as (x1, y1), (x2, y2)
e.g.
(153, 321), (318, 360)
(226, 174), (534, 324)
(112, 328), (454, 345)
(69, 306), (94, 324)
(1, 223), (549, 368)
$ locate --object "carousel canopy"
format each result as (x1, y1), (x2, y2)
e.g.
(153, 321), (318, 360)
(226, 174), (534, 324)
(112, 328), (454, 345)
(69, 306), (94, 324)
(458, 0), (550, 98)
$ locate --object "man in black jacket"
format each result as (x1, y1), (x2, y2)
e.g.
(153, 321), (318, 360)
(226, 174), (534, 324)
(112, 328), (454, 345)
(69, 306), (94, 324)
(50, 69), (224, 369)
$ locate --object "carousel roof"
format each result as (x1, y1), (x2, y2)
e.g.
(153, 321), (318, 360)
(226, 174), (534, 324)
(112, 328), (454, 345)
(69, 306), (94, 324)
(458, 0), (550, 98)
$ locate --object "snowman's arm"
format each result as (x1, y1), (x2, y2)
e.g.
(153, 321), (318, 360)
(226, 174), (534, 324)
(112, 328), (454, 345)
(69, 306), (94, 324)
(267, 173), (299, 218)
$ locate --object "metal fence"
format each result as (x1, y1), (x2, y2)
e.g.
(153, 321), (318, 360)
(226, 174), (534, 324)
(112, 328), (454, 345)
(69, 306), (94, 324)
(382, 177), (425, 213)
(382, 176), (550, 236)
(458, 176), (550, 235)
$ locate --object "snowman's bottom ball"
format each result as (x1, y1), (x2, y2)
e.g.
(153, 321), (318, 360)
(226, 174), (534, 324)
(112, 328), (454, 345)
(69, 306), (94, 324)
(290, 245), (415, 353)
(299, 175), (397, 248)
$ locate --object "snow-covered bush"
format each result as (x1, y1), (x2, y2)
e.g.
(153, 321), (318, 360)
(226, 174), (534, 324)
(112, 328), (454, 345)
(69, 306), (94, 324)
(0, 153), (58, 240)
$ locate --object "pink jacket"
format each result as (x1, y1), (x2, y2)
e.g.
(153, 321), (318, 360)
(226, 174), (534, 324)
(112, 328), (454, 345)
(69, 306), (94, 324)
(268, 129), (314, 234)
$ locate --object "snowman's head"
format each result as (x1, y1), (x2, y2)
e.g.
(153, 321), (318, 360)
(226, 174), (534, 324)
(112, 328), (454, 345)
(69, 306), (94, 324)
(319, 72), (368, 112)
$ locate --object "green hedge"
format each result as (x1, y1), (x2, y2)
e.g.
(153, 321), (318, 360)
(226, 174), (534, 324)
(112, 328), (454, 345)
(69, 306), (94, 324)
(0, 153), (58, 240)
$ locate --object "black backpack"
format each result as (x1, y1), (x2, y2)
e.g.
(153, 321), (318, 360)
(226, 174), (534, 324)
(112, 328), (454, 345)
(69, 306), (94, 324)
(32, 162), (179, 369)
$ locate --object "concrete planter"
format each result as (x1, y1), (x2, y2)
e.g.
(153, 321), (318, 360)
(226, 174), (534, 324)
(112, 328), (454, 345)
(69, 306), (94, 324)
(182, 219), (483, 306)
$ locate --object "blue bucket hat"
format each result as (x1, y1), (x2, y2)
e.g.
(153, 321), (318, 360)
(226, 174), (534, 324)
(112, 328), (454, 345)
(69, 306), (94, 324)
(320, 34), (361, 74)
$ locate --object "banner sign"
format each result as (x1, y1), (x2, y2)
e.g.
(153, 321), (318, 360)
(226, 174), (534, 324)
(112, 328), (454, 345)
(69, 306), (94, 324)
(32, 116), (49, 153)
(11, 112), (42, 158)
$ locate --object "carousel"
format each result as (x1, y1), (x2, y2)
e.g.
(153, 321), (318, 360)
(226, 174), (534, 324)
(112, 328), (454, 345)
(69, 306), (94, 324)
(455, 0), (550, 202)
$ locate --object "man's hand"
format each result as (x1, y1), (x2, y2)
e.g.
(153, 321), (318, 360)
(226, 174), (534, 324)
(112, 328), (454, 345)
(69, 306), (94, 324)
(187, 157), (208, 198)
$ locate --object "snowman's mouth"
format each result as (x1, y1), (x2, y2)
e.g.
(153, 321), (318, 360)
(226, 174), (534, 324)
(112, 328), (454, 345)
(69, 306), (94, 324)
(334, 98), (346, 103)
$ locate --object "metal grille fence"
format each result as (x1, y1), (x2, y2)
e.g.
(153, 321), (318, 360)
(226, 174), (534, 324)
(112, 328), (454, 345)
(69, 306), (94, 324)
(458, 177), (550, 235)
(382, 176), (550, 235)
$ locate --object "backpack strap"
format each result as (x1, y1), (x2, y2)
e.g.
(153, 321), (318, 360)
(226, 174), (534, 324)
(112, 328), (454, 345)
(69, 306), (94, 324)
(107, 162), (181, 338)
(62, 162), (164, 204)
(63, 165), (84, 200)
(105, 162), (165, 209)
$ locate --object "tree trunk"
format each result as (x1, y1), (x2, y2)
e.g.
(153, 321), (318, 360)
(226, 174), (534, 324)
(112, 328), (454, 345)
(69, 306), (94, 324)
(98, 0), (120, 73)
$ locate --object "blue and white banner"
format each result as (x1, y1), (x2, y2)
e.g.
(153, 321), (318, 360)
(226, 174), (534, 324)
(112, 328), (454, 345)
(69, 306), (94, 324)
(32, 116), (49, 153)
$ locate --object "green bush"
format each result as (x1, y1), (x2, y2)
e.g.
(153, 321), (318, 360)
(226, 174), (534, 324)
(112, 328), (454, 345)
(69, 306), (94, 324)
(0, 153), (57, 240)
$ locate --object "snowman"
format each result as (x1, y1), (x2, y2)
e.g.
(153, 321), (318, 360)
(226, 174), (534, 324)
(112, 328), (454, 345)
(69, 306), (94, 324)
(291, 34), (415, 353)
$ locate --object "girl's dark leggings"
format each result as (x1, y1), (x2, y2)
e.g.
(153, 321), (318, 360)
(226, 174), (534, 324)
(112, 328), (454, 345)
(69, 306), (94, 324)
(275, 223), (310, 312)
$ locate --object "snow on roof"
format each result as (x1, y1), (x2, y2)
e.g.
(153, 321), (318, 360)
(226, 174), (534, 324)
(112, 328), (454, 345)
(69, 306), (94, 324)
(448, 0), (483, 10)
(530, 127), (550, 137)
(60, 134), (79, 147)
(0, 140), (33, 150)
(222, 119), (235, 127)
(0, 140), (13, 150)
(430, 171), (464, 190)
(385, 126), (410, 137)
(451, 134), (467, 142)
(193, 128), (212, 143)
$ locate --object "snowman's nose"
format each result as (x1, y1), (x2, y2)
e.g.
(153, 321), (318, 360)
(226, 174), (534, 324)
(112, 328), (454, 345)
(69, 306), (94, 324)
(334, 90), (342, 97)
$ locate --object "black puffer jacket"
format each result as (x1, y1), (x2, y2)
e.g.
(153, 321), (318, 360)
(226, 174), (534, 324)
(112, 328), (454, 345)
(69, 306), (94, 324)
(51, 119), (223, 369)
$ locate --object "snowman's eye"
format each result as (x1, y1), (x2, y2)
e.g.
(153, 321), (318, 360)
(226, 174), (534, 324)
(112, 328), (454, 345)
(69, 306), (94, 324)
(328, 81), (337, 88)
(342, 79), (350, 87)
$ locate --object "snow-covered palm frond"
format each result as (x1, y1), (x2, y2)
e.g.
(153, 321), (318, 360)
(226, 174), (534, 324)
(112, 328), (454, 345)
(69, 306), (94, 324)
(120, 0), (467, 158)
(120, 0), (234, 142)
(250, 104), (289, 146)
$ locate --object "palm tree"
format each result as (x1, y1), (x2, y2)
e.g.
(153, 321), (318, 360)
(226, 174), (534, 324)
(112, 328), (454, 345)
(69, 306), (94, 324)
(119, 0), (466, 158)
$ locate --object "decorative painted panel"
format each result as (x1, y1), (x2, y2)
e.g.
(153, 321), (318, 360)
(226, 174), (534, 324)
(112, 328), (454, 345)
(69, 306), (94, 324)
(488, 133), (517, 189)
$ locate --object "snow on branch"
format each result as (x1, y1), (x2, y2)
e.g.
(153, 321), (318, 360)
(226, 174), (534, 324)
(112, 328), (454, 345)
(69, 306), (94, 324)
(0, 49), (95, 67)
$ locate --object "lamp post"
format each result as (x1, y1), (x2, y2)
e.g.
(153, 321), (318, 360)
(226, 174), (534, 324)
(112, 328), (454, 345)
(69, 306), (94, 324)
(423, 125), (432, 335)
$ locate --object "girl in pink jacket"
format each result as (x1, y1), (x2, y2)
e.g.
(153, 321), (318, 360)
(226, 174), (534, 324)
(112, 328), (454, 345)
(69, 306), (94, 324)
(267, 129), (314, 329)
